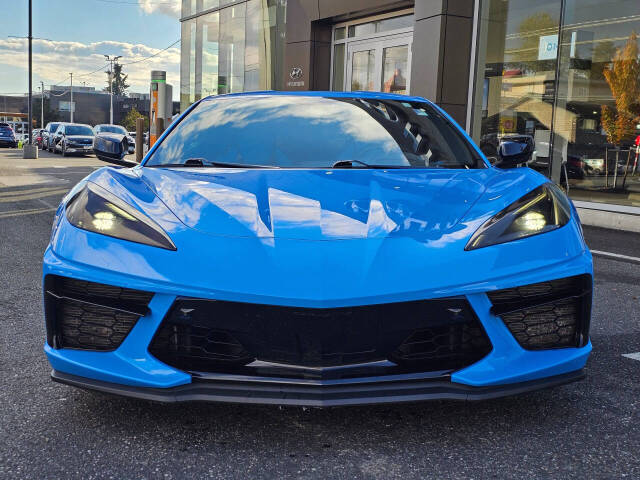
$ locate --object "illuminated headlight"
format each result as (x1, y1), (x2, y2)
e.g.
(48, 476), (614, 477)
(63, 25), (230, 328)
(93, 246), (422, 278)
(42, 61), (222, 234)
(65, 182), (176, 250)
(465, 183), (571, 250)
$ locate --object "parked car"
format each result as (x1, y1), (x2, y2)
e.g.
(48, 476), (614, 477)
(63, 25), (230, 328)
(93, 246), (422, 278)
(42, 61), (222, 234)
(43, 122), (62, 152)
(0, 124), (17, 148)
(52, 123), (94, 156)
(93, 124), (135, 161)
(43, 92), (592, 407)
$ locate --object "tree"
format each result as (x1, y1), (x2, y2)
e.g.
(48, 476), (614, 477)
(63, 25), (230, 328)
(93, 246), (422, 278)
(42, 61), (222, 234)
(122, 107), (148, 132)
(601, 32), (640, 189)
(601, 32), (640, 146)
(105, 63), (130, 96)
(31, 96), (62, 126)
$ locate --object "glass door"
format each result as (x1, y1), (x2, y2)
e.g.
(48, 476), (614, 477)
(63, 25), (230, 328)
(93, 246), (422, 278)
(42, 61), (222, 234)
(345, 34), (412, 93)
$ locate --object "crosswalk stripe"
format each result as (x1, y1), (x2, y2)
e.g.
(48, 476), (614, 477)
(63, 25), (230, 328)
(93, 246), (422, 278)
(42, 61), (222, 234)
(0, 188), (69, 203)
(0, 186), (66, 197)
(0, 207), (57, 219)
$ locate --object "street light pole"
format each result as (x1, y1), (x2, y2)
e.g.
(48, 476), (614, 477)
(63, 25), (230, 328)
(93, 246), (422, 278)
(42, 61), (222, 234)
(40, 81), (44, 128)
(70, 72), (73, 123)
(103, 54), (122, 124)
(27, 0), (32, 144)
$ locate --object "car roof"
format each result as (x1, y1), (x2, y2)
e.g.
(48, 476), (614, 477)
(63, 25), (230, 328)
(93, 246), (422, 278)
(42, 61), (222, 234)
(201, 90), (432, 104)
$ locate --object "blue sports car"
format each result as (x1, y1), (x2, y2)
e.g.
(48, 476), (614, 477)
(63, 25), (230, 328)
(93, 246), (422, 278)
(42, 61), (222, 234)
(43, 92), (592, 406)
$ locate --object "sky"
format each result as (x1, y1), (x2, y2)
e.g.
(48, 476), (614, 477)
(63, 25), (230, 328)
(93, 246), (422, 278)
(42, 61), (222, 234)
(0, 0), (182, 100)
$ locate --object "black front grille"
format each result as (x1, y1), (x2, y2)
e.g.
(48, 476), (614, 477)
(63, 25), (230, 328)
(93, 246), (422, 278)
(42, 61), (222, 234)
(149, 297), (492, 377)
(44, 275), (154, 351)
(487, 275), (592, 350)
(391, 322), (492, 371)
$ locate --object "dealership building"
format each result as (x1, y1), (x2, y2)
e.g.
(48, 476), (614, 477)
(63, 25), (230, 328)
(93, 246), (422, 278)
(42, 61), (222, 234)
(180, 0), (640, 229)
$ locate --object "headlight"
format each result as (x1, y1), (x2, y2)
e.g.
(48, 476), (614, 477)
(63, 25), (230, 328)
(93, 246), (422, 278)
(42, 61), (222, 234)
(465, 183), (571, 251)
(66, 182), (176, 250)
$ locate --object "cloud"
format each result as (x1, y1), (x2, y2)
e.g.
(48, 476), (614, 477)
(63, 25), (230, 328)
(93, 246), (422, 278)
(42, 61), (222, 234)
(0, 37), (180, 99)
(139, 0), (181, 18)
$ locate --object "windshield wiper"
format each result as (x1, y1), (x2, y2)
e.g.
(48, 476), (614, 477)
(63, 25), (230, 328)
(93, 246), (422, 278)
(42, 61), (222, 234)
(148, 158), (279, 169)
(331, 160), (408, 169)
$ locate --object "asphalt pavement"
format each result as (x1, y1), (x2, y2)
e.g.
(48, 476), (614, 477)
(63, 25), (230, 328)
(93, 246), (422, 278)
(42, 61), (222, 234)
(0, 148), (639, 479)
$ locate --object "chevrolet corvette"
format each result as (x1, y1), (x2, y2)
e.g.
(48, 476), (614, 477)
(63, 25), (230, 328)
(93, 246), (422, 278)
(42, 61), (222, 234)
(43, 92), (592, 406)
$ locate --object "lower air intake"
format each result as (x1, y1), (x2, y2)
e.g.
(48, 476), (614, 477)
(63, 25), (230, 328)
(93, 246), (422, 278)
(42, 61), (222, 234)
(487, 275), (592, 350)
(149, 297), (492, 377)
(44, 275), (154, 351)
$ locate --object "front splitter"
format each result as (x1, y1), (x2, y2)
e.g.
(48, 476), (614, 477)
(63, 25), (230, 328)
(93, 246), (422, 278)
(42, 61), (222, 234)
(52, 368), (585, 407)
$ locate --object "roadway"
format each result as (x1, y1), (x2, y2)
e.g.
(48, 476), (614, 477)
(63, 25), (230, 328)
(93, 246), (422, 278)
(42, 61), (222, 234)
(0, 148), (639, 479)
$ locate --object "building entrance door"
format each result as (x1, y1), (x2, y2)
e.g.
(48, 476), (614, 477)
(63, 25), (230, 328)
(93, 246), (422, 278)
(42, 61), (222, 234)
(345, 34), (412, 94)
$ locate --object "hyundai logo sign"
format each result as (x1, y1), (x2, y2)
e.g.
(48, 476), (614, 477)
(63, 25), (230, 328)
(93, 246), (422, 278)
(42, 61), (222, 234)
(289, 67), (303, 80)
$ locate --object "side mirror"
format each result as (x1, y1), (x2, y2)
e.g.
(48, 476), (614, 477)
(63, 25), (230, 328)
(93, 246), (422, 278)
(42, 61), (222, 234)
(495, 141), (532, 169)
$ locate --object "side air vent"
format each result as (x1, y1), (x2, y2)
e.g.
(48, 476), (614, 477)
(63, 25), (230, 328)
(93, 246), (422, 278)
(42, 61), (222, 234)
(487, 275), (592, 350)
(44, 275), (154, 351)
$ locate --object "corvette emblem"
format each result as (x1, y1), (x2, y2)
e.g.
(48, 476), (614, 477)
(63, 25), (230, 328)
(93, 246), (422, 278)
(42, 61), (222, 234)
(289, 67), (303, 80)
(447, 308), (463, 314)
(180, 308), (195, 314)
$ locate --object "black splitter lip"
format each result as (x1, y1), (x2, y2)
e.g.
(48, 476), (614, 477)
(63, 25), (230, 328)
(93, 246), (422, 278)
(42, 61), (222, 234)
(51, 368), (585, 407)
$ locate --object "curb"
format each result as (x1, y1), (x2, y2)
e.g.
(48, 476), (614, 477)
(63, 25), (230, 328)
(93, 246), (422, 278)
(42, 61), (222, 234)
(575, 201), (640, 234)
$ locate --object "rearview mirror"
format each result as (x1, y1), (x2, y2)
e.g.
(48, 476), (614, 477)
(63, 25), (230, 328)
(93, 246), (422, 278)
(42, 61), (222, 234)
(495, 141), (532, 169)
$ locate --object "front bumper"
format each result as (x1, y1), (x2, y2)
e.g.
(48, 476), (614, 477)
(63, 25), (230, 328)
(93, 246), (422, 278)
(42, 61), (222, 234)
(66, 145), (93, 153)
(0, 139), (17, 147)
(52, 368), (585, 406)
(43, 243), (593, 405)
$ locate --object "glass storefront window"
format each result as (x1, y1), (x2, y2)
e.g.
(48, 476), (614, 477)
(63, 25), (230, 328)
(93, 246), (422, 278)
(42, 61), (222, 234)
(182, 0), (196, 17)
(197, 11), (220, 98)
(382, 45), (408, 94)
(347, 14), (413, 38)
(331, 11), (414, 93)
(180, 0), (287, 110)
(180, 18), (196, 111)
(551, 0), (640, 206)
(471, 0), (562, 164)
(218, 5), (246, 94)
(351, 50), (376, 91)
(332, 44), (345, 92)
(472, 0), (640, 207)
(245, 0), (283, 91)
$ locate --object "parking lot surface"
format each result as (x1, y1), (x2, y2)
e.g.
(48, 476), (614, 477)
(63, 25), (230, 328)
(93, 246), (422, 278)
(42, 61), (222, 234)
(0, 148), (639, 479)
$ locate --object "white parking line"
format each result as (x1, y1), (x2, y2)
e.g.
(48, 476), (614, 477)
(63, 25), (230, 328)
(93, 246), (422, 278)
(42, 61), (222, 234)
(591, 250), (640, 265)
(622, 352), (640, 362)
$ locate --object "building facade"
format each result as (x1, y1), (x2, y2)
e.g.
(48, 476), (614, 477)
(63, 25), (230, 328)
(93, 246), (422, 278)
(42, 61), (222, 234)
(180, 0), (640, 215)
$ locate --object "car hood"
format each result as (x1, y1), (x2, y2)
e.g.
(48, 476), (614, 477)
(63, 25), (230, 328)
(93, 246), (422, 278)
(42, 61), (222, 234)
(139, 168), (500, 243)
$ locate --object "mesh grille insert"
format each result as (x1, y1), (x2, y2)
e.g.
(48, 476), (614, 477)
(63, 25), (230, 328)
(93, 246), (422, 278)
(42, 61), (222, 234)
(149, 297), (492, 377)
(487, 275), (592, 350)
(45, 275), (154, 351)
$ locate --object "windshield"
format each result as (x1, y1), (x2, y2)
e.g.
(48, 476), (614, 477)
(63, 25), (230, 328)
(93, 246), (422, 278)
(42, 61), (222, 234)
(146, 96), (485, 169)
(48, 123), (60, 132)
(66, 125), (94, 136)
(99, 125), (127, 134)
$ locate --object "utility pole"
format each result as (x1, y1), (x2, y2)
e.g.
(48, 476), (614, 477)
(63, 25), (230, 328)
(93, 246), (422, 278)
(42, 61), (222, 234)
(23, 0), (37, 158)
(104, 54), (122, 124)
(27, 0), (32, 143)
(40, 81), (44, 128)
(69, 73), (73, 123)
